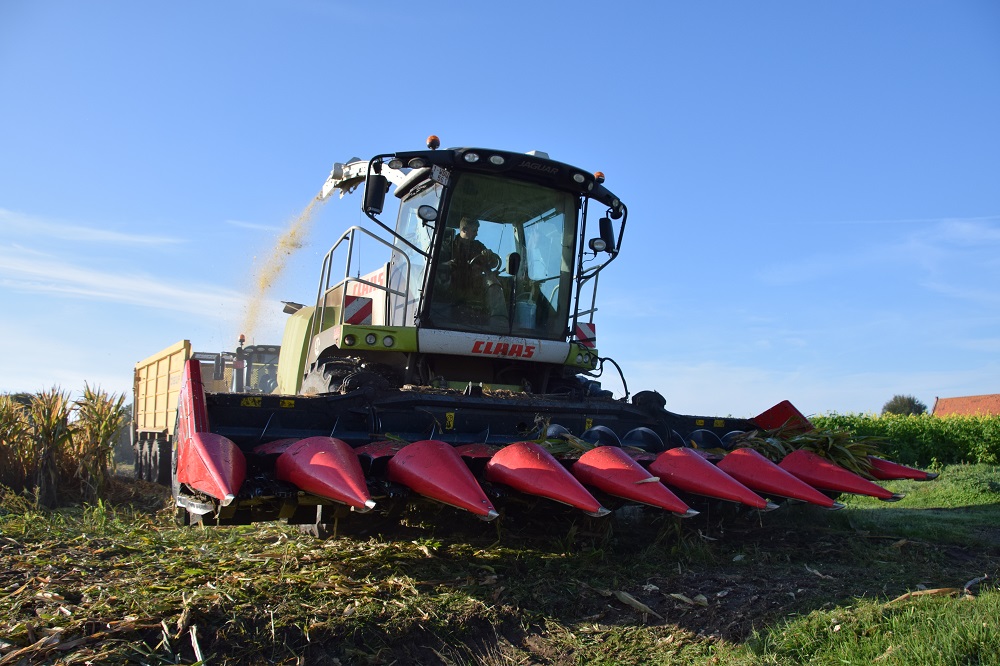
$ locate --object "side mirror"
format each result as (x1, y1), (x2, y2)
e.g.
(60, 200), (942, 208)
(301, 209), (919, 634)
(599, 217), (616, 250)
(506, 252), (521, 276)
(588, 217), (616, 254)
(363, 173), (388, 214)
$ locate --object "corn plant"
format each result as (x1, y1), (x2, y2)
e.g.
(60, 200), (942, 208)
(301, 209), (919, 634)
(74, 384), (128, 502)
(728, 425), (884, 477)
(28, 388), (76, 509)
(784, 428), (883, 477)
(0, 394), (31, 491)
(813, 413), (1000, 466)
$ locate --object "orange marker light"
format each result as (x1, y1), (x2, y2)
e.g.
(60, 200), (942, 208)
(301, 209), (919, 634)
(594, 171), (605, 184)
(427, 135), (441, 150)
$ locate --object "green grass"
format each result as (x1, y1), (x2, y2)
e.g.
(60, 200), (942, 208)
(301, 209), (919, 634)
(832, 464), (1000, 546)
(743, 592), (1000, 665)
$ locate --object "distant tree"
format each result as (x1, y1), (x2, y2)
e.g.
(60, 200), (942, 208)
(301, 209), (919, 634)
(881, 394), (927, 416)
(10, 392), (33, 407)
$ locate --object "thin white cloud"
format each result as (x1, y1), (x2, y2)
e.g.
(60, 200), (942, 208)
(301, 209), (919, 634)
(919, 280), (1000, 307)
(0, 208), (183, 245)
(958, 337), (1000, 353)
(916, 218), (1000, 247)
(757, 215), (1000, 287)
(226, 219), (283, 232)
(0, 325), (135, 397)
(823, 214), (1000, 228)
(0, 244), (244, 318)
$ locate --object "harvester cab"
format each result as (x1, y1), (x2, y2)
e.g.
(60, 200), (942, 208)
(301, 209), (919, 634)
(229, 336), (280, 394)
(285, 137), (625, 399)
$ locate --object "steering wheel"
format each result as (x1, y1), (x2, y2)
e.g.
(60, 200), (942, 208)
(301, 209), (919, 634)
(468, 251), (501, 272)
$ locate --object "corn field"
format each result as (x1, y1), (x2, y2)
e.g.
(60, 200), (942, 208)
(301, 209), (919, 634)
(812, 413), (1000, 467)
(0, 385), (128, 508)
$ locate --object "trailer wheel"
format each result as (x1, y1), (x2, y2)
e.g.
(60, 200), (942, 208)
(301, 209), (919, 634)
(139, 441), (152, 482)
(155, 439), (172, 486)
(146, 442), (157, 482)
(146, 439), (160, 483)
(146, 441), (157, 482)
(133, 442), (144, 481)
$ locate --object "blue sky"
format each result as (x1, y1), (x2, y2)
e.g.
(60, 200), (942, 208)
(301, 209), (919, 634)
(2, 1), (998, 418)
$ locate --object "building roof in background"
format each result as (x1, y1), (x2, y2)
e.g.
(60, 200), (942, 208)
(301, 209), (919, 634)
(931, 394), (1000, 416)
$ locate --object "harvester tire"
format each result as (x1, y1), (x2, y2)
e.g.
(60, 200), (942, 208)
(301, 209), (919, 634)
(301, 358), (359, 394)
(340, 369), (391, 396)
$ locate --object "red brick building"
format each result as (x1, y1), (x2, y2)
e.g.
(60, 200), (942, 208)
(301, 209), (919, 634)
(931, 394), (1000, 417)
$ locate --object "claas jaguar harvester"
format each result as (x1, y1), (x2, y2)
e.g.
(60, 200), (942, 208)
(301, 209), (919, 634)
(167, 135), (935, 530)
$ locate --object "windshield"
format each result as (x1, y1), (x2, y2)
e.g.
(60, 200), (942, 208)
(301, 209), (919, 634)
(428, 172), (576, 339)
(245, 350), (280, 393)
(388, 180), (442, 325)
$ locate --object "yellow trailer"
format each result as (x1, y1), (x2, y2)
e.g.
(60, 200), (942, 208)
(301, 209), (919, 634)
(132, 340), (190, 484)
(132, 339), (279, 483)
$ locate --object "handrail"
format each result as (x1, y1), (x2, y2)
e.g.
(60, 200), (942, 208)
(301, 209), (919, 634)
(309, 226), (412, 345)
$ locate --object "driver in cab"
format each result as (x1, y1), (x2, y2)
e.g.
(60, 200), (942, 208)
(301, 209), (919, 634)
(438, 217), (504, 320)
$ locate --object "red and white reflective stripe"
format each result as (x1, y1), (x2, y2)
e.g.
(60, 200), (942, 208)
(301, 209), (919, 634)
(344, 295), (373, 325)
(574, 322), (597, 348)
